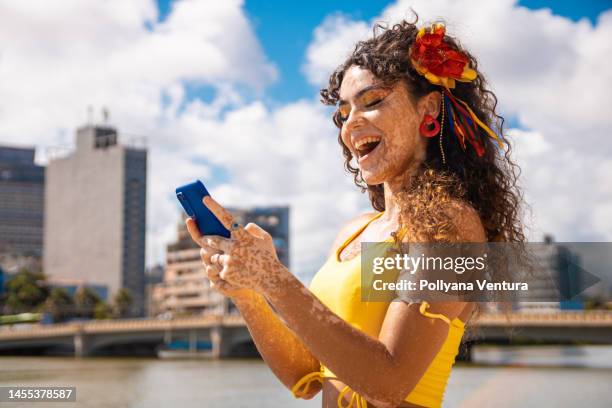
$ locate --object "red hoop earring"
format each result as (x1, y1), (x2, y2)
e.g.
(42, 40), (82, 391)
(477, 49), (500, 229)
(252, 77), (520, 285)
(419, 114), (440, 137)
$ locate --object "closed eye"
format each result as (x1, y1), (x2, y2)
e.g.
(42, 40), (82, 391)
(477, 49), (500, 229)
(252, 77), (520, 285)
(336, 88), (390, 125)
(365, 98), (382, 108)
(337, 99), (382, 123)
(336, 108), (349, 124)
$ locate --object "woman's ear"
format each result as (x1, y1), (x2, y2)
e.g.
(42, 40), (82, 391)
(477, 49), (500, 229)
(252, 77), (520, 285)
(418, 91), (442, 119)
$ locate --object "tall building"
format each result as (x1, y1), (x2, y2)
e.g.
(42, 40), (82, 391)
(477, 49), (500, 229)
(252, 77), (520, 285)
(515, 236), (585, 311)
(152, 206), (289, 317)
(43, 124), (147, 316)
(0, 145), (45, 272)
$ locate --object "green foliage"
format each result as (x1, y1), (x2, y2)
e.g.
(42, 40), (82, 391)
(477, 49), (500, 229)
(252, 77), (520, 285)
(3, 268), (49, 314)
(1, 267), (137, 321)
(74, 286), (102, 319)
(112, 288), (133, 318)
(584, 295), (611, 310)
(93, 301), (113, 319)
(42, 287), (75, 322)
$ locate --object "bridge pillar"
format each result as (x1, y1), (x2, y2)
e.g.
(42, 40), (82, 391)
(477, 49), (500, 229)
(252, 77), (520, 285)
(211, 326), (221, 359)
(74, 330), (89, 358)
(164, 329), (172, 345)
(189, 330), (197, 353)
(211, 325), (232, 359)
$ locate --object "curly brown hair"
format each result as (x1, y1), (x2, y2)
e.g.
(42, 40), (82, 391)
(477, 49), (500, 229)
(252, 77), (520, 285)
(320, 18), (526, 247)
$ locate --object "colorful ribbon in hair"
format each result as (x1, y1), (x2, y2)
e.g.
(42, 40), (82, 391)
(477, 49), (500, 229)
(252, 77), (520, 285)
(409, 23), (504, 156)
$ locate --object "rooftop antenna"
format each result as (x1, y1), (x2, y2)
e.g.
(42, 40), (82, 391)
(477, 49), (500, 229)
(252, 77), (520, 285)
(87, 105), (93, 125)
(102, 107), (109, 124)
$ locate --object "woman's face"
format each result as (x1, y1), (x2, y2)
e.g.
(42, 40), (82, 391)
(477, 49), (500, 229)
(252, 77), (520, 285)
(338, 65), (428, 186)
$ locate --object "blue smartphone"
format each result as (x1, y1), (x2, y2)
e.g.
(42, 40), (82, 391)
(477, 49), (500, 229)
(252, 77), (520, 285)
(175, 180), (231, 238)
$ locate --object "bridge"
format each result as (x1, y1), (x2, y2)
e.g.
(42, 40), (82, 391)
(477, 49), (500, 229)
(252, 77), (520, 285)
(0, 310), (611, 358)
(0, 313), (253, 358)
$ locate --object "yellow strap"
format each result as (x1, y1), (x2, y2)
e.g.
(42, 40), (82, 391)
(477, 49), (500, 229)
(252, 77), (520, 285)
(336, 212), (384, 261)
(419, 301), (452, 325)
(338, 385), (368, 408)
(291, 371), (323, 398)
(293, 371), (369, 407)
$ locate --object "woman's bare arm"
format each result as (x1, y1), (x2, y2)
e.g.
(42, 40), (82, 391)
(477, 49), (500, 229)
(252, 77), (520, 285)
(231, 290), (322, 399)
(185, 217), (322, 399)
(227, 214), (376, 399)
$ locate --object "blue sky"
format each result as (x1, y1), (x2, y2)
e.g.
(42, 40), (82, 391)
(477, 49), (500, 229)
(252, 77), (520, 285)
(156, 0), (610, 105)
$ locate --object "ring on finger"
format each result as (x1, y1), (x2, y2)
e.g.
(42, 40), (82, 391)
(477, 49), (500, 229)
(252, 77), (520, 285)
(211, 253), (224, 266)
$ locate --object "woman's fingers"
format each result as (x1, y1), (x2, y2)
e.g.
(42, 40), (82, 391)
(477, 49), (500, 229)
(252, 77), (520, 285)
(244, 222), (272, 242)
(203, 235), (232, 253)
(187, 216), (232, 252)
(200, 246), (221, 265)
(210, 252), (229, 267)
(202, 195), (248, 240)
(202, 196), (234, 230)
(206, 264), (221, 280)
(185, 217), (203, 245)
(206, 265), (233, 292)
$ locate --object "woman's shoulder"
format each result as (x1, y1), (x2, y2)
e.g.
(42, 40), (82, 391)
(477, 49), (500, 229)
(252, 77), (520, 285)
(441, 199), (486, 242)
(327, 212), (379, 258)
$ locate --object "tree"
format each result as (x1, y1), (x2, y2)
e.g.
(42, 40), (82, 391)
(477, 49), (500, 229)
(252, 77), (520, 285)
(93, 301), (112, 319)
(42, 288), (74, 322)
(3, 268), (49, 314)
(112, 288), (133, 318)
(74, 286), (101, 319)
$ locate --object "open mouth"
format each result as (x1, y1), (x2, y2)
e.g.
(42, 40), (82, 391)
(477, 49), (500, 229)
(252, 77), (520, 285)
(355, 137), (382, 161)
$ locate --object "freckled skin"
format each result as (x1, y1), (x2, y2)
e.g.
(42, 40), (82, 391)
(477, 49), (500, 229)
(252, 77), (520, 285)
(185, 66), (479, 408)
(339, 66), (427, 188)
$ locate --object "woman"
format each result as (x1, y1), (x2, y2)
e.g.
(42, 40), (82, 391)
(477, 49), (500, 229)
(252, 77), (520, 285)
(186, 18), (524, 408)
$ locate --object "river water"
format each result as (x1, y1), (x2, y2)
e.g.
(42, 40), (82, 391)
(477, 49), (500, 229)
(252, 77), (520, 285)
(1, 345), (611, 407)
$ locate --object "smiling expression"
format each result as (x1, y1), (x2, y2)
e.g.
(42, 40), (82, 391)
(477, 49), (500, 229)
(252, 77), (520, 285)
(338, 66), (428, 186)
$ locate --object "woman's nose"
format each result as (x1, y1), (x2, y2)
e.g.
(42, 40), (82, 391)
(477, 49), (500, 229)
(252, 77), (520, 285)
(345, 109), (366, 132)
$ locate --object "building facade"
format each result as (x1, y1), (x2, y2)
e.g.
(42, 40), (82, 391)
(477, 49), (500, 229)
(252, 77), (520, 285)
(514, 236), (585, 311)
(43, 125), (147, 315)
(0, 145), (45, 272)
(152, 206), (289, 317)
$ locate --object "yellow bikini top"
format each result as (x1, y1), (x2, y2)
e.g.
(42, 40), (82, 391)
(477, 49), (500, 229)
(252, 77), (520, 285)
(291, 212), (466, 408)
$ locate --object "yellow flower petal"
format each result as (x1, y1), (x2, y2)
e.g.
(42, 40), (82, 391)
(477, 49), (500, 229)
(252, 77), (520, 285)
(424, 71), (441, 85)
(460, 67), (477, 81)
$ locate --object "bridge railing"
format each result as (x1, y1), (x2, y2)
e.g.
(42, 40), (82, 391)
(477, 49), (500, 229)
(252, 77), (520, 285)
(473, 310), (612, 326)
(1, 311), (611, 341)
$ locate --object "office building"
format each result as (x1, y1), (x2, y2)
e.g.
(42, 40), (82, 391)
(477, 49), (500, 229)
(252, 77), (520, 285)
(43, 124), (147, 316)
(515, 235), (584, 311)
(0, 145), (45, 271)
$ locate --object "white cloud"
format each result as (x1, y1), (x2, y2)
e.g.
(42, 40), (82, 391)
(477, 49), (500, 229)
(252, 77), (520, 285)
(303, 14), (370, 86)
(0, 0), (277, 143)
(303, 0), (612, 243)
(0, 0), (367, 278)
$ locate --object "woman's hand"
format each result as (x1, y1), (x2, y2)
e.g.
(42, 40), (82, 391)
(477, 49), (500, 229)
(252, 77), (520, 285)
(186, 195), (288, 296)
(186, 216), (254, 299)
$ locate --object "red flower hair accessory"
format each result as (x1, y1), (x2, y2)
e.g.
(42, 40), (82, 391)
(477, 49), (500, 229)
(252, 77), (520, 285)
(409, 23), (476, 89)
(410, 23), (504, 157)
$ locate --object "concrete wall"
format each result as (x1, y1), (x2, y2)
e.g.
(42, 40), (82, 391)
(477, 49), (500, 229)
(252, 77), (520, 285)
(43, 126), (124, 298)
